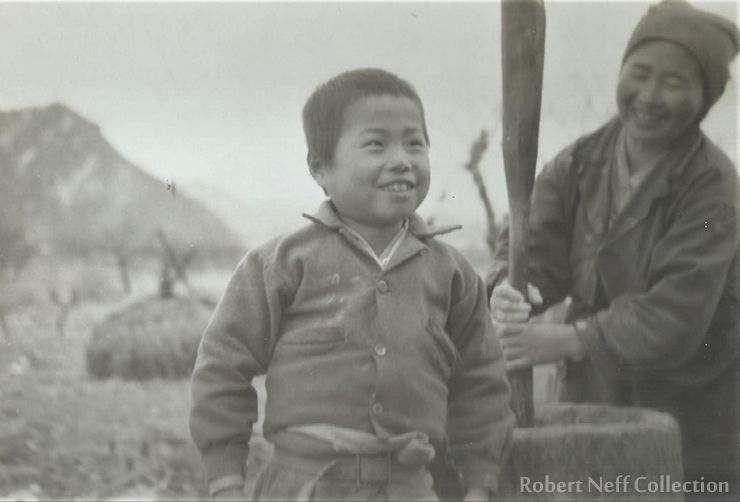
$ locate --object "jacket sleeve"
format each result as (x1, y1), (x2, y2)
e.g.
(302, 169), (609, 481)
(189, 248), (290, 486)
(576, 164), (739, 374)
(488, 147), (577, 309)
(446, 262), (515, 493)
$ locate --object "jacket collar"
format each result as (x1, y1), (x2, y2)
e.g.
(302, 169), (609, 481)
(574, 117), (702, 184)
(302, 200), (461, 240)
(302, 200), (462, 271)
(574, 118), (704, 246)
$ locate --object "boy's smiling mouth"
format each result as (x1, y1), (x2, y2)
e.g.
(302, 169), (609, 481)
(381, 181), (415, 192)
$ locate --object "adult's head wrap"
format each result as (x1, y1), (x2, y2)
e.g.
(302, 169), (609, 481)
(623, 0), (739, 111)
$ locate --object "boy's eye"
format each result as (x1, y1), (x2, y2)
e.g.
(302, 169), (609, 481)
(363, 140), (384, 148)
(407, 137), (427, 149)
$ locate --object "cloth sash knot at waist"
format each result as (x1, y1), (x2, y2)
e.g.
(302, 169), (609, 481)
(271, 424), (436, 501)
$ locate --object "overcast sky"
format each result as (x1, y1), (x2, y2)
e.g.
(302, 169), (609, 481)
(1, 1), (737, 246)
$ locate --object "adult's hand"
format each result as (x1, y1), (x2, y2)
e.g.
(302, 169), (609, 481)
(490, 280), (543, 324)
(500, 322), (584, 371)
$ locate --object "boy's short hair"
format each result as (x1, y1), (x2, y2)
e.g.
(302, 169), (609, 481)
(302, 68), (430, 166)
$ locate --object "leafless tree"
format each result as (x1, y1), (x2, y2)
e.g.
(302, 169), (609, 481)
(49, 288), (80, 337)
(155, 229), (197, 299)
(464, 130), (498, 255)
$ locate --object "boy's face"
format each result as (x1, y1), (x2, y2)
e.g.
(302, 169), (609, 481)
(312, 94), (430, 231)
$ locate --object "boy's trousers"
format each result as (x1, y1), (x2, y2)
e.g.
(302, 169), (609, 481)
(244, 446), (440, 501)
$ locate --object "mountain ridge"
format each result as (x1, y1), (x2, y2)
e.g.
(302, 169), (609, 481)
(0, 103), (242, 257)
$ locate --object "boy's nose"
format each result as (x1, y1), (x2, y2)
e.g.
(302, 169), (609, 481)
(391, 158), (413, 171)
(388, 148), (413, 171)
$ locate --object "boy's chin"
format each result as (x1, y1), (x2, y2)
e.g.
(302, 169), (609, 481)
(368, 213), (414, 230)
(384, 209), (417, 224)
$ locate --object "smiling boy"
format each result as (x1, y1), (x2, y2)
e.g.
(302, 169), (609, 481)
(190, 68), (514, 501)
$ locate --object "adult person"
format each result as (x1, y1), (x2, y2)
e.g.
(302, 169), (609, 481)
(489, 0), (739, 497)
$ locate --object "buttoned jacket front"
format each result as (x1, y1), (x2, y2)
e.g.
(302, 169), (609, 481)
(190, 201), (514, 492)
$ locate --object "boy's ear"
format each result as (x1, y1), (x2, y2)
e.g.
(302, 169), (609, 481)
(307, 152), (326, 183)
(308, 153), (330, 196)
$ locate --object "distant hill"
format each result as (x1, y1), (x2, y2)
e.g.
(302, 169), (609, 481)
(0, 103), (241, 256)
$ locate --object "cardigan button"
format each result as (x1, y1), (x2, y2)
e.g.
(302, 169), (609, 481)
(372, 402), (384, 415)
(377, 280), (389, 294)
(374, 343), (387, 357)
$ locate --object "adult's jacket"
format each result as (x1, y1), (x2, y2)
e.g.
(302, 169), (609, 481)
(490, 118), (740, 396)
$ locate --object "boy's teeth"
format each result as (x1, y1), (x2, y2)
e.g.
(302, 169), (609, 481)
(384, 183), (411, 192)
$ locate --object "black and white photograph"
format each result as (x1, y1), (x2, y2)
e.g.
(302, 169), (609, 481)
(0, 1), (737, 501)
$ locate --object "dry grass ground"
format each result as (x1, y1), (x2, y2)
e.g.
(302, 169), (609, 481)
(0, 262), (231, 500)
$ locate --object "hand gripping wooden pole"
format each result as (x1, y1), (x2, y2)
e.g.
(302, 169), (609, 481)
(501, 0), (546, 427)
